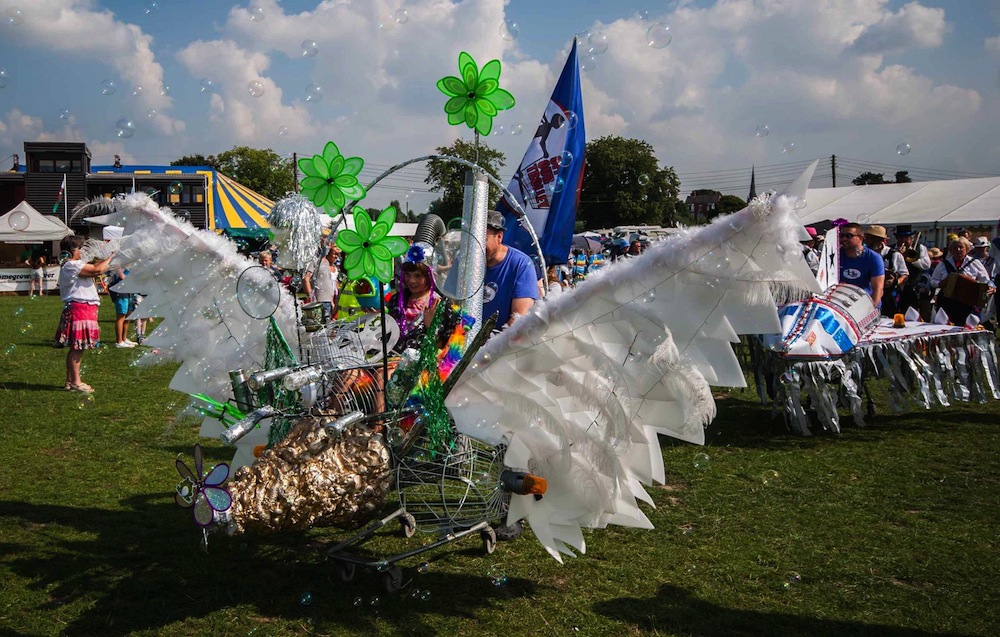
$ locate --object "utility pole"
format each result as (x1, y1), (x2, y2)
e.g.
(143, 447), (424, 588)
(831, 154), (837, 188)
(292, 152), (299, 193)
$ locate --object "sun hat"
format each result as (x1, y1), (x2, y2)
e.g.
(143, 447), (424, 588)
(865, 225), (888, 240)
(973, 236), (990, 248)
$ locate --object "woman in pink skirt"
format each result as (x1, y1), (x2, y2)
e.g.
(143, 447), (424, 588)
(55, 235), (114, 393)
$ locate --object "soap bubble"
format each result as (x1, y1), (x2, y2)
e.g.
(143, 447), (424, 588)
(146, 108), (157, 119)
(565, 110), (579, 129)
(896, 142), (911, 156)
(394, 9), (409, 24)
(580, 55), (598, 72)
(175, 209), (191, 223)
(559, 150), (574, 168)
(492, 124), (505, 136)
(8, 210), (29, 231)
(305, 84), (323, 103)
(13, 306), (24, 317)
(168, 181), (183, 195)
(101, 79), (117, 95)
(0, 68), (8, 89)
(299, 591), (313, 605)
(143, 2), (158, 15)
(783, 571), (802, 589)
(587, 31), (609, 55)
(352, 596), (363, 607)
(385, 426), (403, 447)
(417, 561), (430, 574)
(58, 108), (70, 120)
(638, 9), (650, 20)
(419, 590), (431, 601)
(160, 85), (172, 97)
(760, 469), (780, 485)
(637, 173), (651, 186)
(115, 119), (135, 139)
(278, 125), (289, 136)
(200, 79), (216, 93)
(552, 176), (566, 194)
(647, 23), (672, 48)
(249, 6), (264, 22)
(488, 565), (508, 586)
(500, 20), (519, 41)
(132, 85), (144, 97)
(301, 40), (318, 57)
(247, 80), (265, 97)
(782, 142), (796, 154)
(754, 124), (769, 137)
(5, 8), (25, 26)
(793, 198), (807, 210)
(510, 123), (523, 136)
(856, 213), (871, 224)
(77, 394), (96, 410)
(693, 452), (710, 469)
(19, 322), (32, 334)
(369, 595), (381, 607)
(3, 344), (15, 355)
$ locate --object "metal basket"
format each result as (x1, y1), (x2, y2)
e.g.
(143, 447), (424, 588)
(395, 435), (508, 533)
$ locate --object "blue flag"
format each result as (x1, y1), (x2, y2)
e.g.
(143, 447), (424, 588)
(498, 39), (585, 267)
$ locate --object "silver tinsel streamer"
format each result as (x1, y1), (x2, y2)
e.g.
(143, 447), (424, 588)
(754, 330), (1000, 435)
(269, 194), (324, 272)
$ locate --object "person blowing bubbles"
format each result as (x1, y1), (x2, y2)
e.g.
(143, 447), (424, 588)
(54, 235), (114, 393)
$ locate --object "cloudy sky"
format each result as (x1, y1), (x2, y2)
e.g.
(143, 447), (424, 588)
(0, 0), (998, 213)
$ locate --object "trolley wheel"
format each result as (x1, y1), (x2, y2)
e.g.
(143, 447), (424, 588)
(494, 518), (524, 542)
(481, 527), (497, 555)
(335, 561), (356, 583)
(400, 512), (417, 538)
(382, 566), (404, 594)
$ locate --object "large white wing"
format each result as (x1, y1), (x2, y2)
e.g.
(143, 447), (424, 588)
(445, 163), (822, 562)
(105, 194), (297, 401)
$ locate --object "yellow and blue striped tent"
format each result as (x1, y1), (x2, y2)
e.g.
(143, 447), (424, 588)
(90, 165), (274, 231)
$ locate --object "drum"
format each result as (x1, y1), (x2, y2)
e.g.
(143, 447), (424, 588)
(765, 283), (879, 359)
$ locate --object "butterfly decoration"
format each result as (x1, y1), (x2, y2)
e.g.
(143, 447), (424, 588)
(175, 444), (233, 527)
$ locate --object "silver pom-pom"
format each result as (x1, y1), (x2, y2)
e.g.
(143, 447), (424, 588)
(269, 194), (324, 271)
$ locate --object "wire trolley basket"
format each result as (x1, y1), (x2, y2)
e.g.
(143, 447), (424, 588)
(395, 435), (509, 533)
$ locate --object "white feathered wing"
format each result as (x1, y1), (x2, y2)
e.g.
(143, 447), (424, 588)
(445, 162), (822, 562)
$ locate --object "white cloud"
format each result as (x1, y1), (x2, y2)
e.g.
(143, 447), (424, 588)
(987, 35), (1000, 54)
(0, 0), (181, 135)
(849, 1), (948, 54)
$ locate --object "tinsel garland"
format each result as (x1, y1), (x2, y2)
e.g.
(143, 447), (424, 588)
(262, 316), (300, 446)
(405, 303), (474, 456)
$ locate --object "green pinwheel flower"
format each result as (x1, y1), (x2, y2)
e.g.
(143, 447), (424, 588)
(336, 206), (408, 284)
(297, 141), (366, 214)
(437, 52), (515, 136)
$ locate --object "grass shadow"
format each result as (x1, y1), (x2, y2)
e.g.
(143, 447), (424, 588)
(0, 496), (538, 636)
(593, 583), (976, 637)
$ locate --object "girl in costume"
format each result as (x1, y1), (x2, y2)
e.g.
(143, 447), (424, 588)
(54, 235), (114, 393)
(390, 243), (440, 346)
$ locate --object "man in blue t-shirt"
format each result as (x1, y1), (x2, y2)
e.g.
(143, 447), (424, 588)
(838, 222), (885, 307)
(483, 210), (540, 328)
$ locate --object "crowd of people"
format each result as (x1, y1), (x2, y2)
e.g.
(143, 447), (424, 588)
(800, 222), (998, 330)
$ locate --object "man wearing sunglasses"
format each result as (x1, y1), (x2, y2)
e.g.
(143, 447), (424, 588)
(838, 222), (885, 308)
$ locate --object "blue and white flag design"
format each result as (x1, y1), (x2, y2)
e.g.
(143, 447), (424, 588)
(498, 39), (586, 266)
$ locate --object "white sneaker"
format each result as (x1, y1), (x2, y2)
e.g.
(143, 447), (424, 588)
(123, 339), (139, 346)
(116, 341), (136, 348)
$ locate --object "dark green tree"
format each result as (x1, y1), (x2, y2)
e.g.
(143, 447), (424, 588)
(170, 154), (219, 169)
(894, 170), (912, 183)
(425, 139), (505, 223)
(716, 194), (747, 217)
(211, 146), (295, 200)
(852, 171), (888, 185)
(579, 136), (680, 229)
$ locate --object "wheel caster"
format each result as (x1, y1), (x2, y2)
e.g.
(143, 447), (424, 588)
(481, 526), (497, 555)
(335, 561), (355, 583)
(494, 518), (524, 542)
(382, 566), (404, 594)
(400, 512), (417, 538)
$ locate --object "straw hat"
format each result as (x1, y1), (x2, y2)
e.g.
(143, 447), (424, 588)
(865, 224), (888, 240)
(928, 247), (944, 259)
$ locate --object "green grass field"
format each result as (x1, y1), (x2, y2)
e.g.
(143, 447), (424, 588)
(1, 295), (998, 636)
